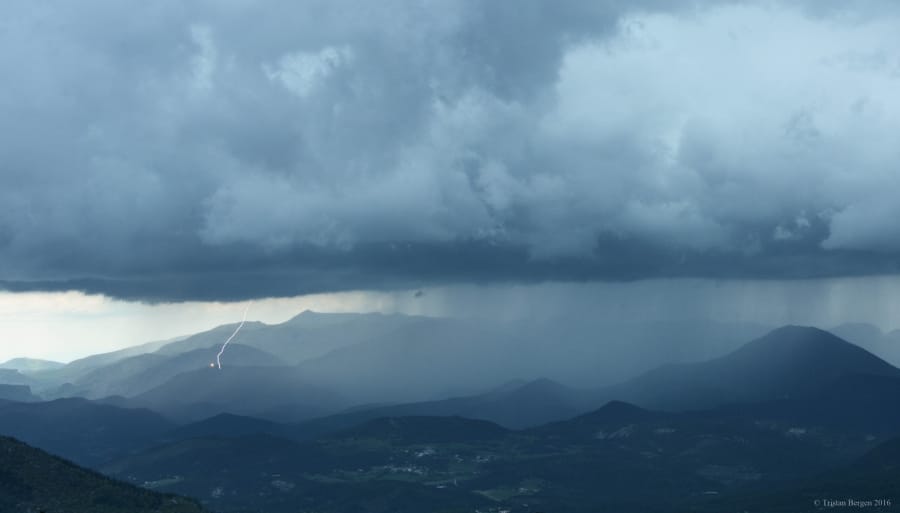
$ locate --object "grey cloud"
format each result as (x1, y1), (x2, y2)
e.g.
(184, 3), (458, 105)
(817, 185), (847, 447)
(2, 0), (900, 301)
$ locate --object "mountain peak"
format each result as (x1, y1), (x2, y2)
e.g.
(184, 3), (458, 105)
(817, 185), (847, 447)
(169, 412), (288, 440)
(716, 325), (900, 392)
(598, 399), (646, 413)
(727, 325), (898, 374)
(601, 325), (900, 412)
(0, 357), (64, 372)
(532, 400), (661, 437)
(759, 325), (844, 344)
(512, 378), (570, 395)
(581, 400), (655, 423)
(285, 310), (364, 325)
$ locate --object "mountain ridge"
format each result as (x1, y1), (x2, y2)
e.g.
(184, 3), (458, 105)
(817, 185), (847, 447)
(599, 325), (900, 411)
(0, 435), (205, 513)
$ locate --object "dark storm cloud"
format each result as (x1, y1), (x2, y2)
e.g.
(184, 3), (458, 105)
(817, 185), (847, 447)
(2, 0), (900, 301)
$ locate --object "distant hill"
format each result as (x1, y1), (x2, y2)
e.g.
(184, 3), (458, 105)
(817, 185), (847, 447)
(60, 344), (284, 399)
(31, 337), (182, 386)
(293, 378), (586, 436)
(155, 321), (269, 355)
(601, 326), (900, 411)
(0, 357), (64, 372)
(53, 353), (168, 398)
(0, 436), (205, 513)
(0, 398), (175, 466)
(155, 311), (424, 364)
(166, 413), (295, 441)
(532, 400), (667, 439)
(289, 317), (773, 403)
(335, 416), (509, 444)
(0, 369), (36, 387)
(245, 311), (430, 364)
(0, 385), (38, 402)
(21, 313), (776, 411)
(299, 325), (900, 436)
(131, 365), (344, 422)
(454, 378), (586, 428)
(147, 312), (773, 405)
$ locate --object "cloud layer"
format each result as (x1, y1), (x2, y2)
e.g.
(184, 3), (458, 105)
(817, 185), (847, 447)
(2, 0), (900, 300)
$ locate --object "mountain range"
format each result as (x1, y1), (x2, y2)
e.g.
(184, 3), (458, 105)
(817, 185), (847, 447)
(55, 343), (285, 400)
(598, 325), (900, 411)
(0, 357), (64, 372)
(16, 313), (777, 408)
(2, 319), (900, 512)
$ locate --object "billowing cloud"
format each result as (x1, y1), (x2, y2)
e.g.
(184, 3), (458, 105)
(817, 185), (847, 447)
(2, 0), (900, 301)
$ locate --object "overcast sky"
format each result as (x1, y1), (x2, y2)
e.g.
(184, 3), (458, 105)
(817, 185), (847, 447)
(2, 1), (900, 360)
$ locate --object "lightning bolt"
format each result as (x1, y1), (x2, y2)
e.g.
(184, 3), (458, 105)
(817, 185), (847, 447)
(216, 305), (249, 369)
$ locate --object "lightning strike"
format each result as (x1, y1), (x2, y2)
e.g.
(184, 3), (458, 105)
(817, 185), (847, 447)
(216, 305), (249, 369)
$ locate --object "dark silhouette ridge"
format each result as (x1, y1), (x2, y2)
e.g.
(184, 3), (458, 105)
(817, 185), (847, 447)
(0, 436), (205, 513)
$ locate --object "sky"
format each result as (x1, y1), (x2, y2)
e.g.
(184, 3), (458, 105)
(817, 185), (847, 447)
(2, 1), (900, 361)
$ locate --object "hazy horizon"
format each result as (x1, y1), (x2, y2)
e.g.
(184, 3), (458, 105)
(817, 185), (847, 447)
(6, 275), (900, 363)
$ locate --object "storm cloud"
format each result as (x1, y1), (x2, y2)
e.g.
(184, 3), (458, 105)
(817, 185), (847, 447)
(2, 0), (900, 301)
